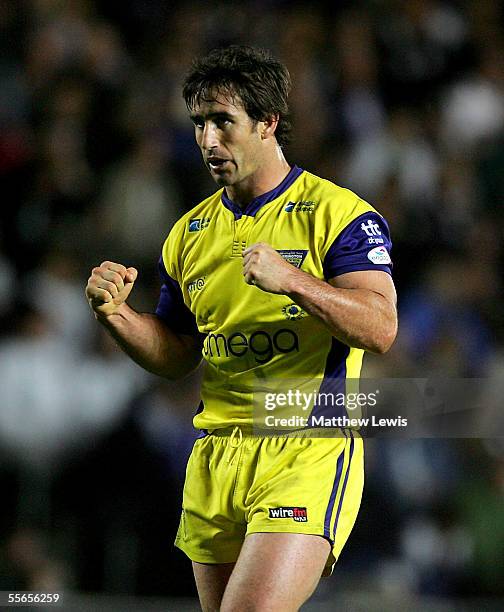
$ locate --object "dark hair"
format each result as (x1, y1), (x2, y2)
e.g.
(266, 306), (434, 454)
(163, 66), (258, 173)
(183, 45), (292, 147)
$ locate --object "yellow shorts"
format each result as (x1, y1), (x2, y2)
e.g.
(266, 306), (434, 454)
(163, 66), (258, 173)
(175, 427), (364, 575)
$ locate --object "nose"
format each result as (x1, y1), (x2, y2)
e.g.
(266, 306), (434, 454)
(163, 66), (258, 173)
(200, 122), (219, 152)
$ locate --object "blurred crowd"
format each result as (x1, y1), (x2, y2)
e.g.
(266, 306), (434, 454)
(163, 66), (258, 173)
(0, 0), (503, 602)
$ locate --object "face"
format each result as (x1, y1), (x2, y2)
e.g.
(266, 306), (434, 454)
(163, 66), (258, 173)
(190, 91), (265, 188)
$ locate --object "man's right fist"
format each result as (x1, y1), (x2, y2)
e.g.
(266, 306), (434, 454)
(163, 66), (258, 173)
(85, 261), (138, 317)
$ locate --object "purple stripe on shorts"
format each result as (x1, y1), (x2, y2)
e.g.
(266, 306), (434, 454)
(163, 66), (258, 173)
(332, 431), (355, 540)
(323, 431), (348, 539)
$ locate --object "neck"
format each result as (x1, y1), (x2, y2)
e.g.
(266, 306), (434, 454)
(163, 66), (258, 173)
(225, 146), (291, 207)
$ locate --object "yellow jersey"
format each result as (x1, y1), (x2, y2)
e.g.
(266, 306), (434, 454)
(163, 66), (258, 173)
(156, 166), (392, 431)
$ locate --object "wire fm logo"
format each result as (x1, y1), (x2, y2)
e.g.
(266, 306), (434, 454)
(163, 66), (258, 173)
(268, 507), (308, 522)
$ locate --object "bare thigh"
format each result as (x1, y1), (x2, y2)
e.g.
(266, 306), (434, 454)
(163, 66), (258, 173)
(220, 532), (330, 612)
(192, 561), (235, 612)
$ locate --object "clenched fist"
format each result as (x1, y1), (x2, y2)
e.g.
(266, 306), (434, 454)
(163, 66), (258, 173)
(243, 243), (300, 294)
(85, 261), (138, 317)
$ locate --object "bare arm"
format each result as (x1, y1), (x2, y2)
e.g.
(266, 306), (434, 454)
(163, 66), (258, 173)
(85, 261), (202, 379)
(286, 270), (397, 354)
(243, 244), (397, 354)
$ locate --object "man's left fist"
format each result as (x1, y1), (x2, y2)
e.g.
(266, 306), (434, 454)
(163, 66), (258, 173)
(242, 242), (299, 294)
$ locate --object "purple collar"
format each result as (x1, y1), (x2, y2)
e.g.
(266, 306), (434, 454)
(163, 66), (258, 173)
(221, 165), (303, 219)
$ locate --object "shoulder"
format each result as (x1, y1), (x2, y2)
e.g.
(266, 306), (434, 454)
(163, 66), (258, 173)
(162, 188), (223, 252)
(170, 189), (223, 234)
(300, 170), (383, 226)
(160, 189), (223, 273)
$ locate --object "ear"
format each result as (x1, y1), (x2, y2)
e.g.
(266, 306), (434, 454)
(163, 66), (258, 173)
(260, 114), (280, 140)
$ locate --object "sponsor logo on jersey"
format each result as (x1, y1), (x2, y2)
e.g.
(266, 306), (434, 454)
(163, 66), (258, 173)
(187, 277), (205, 293)
(284, 200), (317, 213)
(268, 506), (308, 522)
(368, 236), (384, 244)
(360, 219), (382, 237)
(367, 245), (391, 265)
(188, 217), (211, 232)
(203, 328), (299, 364)
(277, 249), (308, 268)
(282, 303), (305, 320)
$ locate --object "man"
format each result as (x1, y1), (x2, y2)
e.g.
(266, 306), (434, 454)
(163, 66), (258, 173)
(86, 46), (397, 611)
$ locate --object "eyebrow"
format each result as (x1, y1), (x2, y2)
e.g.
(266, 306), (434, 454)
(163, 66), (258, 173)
(190, 111), (235, 122)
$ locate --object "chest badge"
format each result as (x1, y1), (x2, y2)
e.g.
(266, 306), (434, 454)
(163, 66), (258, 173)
(277, 250), (308, 269)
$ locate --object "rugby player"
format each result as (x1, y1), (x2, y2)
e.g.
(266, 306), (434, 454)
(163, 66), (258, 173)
(85, 46), (397, 611)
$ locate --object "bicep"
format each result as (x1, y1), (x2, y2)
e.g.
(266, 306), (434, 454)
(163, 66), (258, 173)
(178, 331), (205, 356)
(154, 314), (203, 353)
(153, 315), (203, 376)
(329, 270), (397, 307)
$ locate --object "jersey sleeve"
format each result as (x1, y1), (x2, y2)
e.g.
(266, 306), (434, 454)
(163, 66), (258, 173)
(155, 256), (200, 336)
(323, 211), (393, 279)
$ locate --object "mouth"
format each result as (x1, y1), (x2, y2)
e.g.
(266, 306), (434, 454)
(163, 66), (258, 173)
(207, 157), (232, 172)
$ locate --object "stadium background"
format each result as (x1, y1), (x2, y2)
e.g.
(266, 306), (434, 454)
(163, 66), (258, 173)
(0, 0), (503, 610)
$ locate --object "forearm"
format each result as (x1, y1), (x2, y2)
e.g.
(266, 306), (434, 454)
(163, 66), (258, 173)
(286, 271), (397, 354)
(95, 303), (202, 378)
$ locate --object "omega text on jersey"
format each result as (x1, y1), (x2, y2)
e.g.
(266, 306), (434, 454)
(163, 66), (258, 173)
(203, 329), (299, 364)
